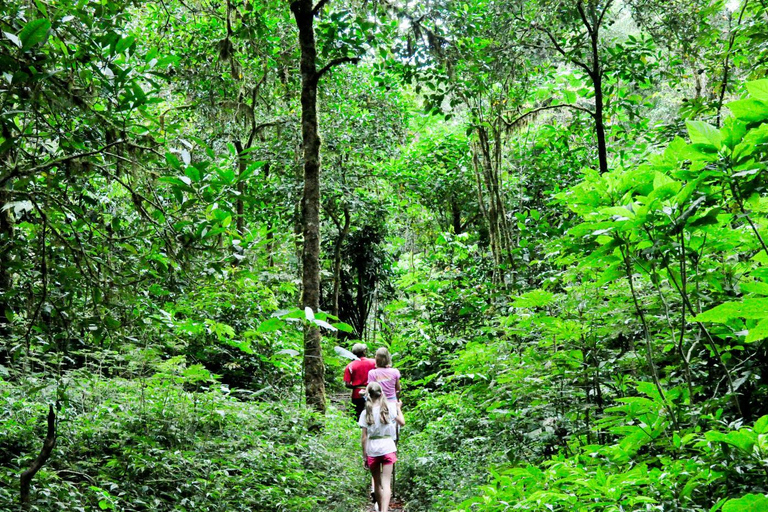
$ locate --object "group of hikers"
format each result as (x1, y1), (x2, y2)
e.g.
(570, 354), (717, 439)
(342, 344), (404, 512)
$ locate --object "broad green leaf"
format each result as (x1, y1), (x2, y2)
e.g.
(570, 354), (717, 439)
(595, 262), (623, 287)
(686, 121), (722, 149)
(754, 415), (768, 434)
(694, 299), (768, 323)
(513, 290), (555, 308)
(19, 19), (50, 51)
(746, 318), (768, 343)
(726, 99), (768, 124)
(722, 493), (768, 512)
(115, 35), (135, 54)
(705, 430), (756, 453)
(721, 117), (748, 149)
(332, 322), (355, 333)
(740, 281), (768, 295)
(746, 79), (768, 101)
(257, 317), (284, 333)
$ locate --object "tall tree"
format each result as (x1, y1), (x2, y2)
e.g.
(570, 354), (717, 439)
(290, 0), (359, 412)
(529, 0), (615, 175)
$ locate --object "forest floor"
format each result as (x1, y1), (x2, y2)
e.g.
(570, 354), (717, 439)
(364, 498), (405, 511)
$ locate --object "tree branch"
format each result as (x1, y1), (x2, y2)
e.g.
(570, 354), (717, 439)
(596, 0), (615, 29)
(20, 405), (56, 509)
(503, 103), (595, 128)
(314, 57), (360, 83)
(576, 1), (593, 35)
(533, 24), (593, 77)
(0, 140), (125, 188)
(312, 0), (330, 15)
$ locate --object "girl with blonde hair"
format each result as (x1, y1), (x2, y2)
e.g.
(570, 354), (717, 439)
(367, 347), (401, 404)
(359, 381), (405, 512)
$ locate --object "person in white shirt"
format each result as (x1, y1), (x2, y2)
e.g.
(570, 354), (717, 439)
(359, 382), (405, 512)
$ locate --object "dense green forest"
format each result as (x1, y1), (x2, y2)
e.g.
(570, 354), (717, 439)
(3, 0), (768, 510)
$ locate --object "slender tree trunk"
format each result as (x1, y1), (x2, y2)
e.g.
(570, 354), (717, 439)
(0, 190), (12, 340)
(234, 141), (246, 238)
(332, 205), (350, 318)
(475, 126), (516, 286)
(450, 197), (462, 234)
(589, 28), (608, 176)
(592, 71), (608, 175)
(292, 0), (326, 413)
(264, 163), (275, 267)
(20, 405), (56, 509)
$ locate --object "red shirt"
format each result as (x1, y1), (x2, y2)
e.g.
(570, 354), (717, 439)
(344, 357), (376, 399)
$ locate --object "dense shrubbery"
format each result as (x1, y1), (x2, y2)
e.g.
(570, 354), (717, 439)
(0, 360), (366, 511)
(391, 81), (768, 511)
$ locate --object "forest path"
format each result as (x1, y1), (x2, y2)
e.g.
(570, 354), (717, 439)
(364, 497), (405, 511)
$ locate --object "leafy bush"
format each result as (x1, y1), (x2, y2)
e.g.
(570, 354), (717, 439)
(0, 362), (368, 511)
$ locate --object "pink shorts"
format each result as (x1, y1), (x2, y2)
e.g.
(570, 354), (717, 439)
(367, 452), (397, 467)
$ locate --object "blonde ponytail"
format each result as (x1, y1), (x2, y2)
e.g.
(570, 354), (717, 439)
(364, 382), (390, 426)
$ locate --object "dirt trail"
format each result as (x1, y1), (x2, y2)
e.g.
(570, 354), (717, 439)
(364, 498), (404, 511)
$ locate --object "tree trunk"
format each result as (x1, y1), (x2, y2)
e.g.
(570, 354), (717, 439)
(292, 0), (324, 413)
(20, 405), (56, 509)
(590, 44), (608, 176)
(234, 141), (246, 241)
(264, 163), (274, 267)
(332, 205), (350, 318)
(0, 190), (12, 339)
(451, 197), (462, 234)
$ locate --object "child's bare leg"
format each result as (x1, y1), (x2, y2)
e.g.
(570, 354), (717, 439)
(370, 462), (382, 510)
(379, 463), (394, 512)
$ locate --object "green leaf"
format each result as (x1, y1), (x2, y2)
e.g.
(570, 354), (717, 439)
(721, 117), (748, 149)
(257, 317), (284, 333)
(746, 318), (768, 343)
(694, 299), (768, 323)
(754, 415), (768, 435)
(686, 121), (722, 149)
(513, 290), (555, 308)
(726, 99), (768, 124)
(19, 19), (51, 51)
(746, 79), (768, 101)
(332, 322), (355, 333)
(115, 35), (135, 54)
(722, 493), (768, 512)
(705, 430), (756, 453)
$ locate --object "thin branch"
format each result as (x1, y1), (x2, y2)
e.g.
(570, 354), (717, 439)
(534, 23), (593, 77)
(312, 0), (330, 15)
(596, 0), (615, 28)
(576, 1), (594, 35)
(315, 57), (360, 83)
(503, 103), (595, 128)
(247, 119), (288, 149)
(23, 205), (47, 358)
(716, 0), (751, 127)
(0, 140), (125, 188)
(20, 405), (56, 509)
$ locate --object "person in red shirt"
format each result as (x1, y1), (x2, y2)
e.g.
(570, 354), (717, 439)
(343, 343), (376, 418)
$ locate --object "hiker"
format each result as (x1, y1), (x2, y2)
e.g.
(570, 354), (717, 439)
(343, 343), (376, 418)
(360, 382), (405, 512)
(367, 347), (401, 408)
